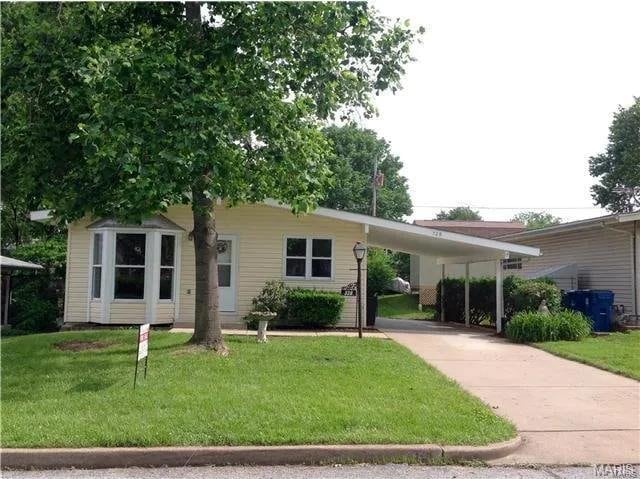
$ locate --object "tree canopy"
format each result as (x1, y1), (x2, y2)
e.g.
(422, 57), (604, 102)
(436, 206), (482, 221)
(589, 97), (640, 213)
(321, 123), (412, 221)
(2, 2), (420, 350)
(511, 211), (562, 230)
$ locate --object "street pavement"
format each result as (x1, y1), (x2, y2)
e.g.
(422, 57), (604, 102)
(2, 464), (602, 479)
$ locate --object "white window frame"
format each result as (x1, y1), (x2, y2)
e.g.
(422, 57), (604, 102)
(158, 233), (179, 303)
(283, 235), (335, 281)
(90, 232), (105, 301)
(502, 257), (523, 271)
(113, 232), (148, 303)
(86, 226), (182, 324)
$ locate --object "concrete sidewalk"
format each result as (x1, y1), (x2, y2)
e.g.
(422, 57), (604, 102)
(170, 327), (389, 338)
(378, 318), (640, 465)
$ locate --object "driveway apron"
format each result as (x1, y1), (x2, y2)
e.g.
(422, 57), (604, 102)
(378, 318), (640, 465)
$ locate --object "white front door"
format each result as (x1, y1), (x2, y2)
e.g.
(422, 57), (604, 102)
(217, 236), (236, 312)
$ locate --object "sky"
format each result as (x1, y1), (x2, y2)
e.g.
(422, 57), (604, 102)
(366, 0), (640, 222)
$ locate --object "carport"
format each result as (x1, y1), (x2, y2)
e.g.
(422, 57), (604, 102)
(278, 204), (542, 333)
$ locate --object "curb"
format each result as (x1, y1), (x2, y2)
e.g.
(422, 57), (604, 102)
(1, 436), (522, 469)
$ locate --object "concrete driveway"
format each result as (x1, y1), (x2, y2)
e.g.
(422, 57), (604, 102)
(378, 318), (640, 465)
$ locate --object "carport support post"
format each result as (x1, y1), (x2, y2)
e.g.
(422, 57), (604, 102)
(440, 264), (445, 322)
(464, 263), (470, 327)
(495, 260), (504, 334)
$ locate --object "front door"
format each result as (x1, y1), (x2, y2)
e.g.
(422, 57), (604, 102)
(216, 236), (236, 312)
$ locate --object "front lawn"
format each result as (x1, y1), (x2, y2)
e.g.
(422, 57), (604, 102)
(1, 330), (515, 448)
(378, 294), (436, 320)
(536, 331), (640, 380)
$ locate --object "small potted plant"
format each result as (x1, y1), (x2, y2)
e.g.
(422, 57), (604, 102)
(246, 308), (277, 343)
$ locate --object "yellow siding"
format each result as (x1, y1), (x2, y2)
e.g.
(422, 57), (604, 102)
(89, 302), (102, 322)
(167, 203), (363, 327)
(156, 303), (176, 323)
(65, 218), (92, 323)
(110, 303), (147, 324)
(65, 203), (365, 327)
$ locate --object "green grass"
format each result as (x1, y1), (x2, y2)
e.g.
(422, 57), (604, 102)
(1, 330), (515, 448)
(535, 331), (640, 380)
(378, 294), (436, 320)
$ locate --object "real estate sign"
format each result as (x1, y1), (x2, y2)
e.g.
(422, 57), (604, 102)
(137, 324), (150, 361)
(134, 324), (150, 388)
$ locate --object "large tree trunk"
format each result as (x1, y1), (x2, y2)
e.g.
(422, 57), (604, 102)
(184, 4), (227, 353)
(190, 186), (228, 354)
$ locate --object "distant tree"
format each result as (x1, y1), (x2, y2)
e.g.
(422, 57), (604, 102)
(366, 248), (395, 296)
(511, 211), (562, 230)
(589, 98), (640, 213)
(322, 124), (412, 221)
(436, 206), (482, 221)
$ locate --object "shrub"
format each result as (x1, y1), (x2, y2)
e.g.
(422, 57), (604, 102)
(435, 277), (495, 325)
(506, 310), (592, 343)
(286, 289), (345, 328)
(435, 276), (562, 326)
(367, 248), (395, 297)
(244, 281), (289, 329)
(504, 276), (561, 317)
(8, 238), (67, 332)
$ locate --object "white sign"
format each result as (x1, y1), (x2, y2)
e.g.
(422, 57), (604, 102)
(137, 324), (150, 361)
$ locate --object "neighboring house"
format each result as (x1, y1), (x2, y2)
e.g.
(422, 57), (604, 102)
(410, 220), (526, 305)
(32, 202), (539, 330)
(0, 256), (44, 326)
(498, 212), (640, 317)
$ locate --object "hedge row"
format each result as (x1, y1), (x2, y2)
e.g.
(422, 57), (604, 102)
(435, 276), (562, 326)
(244, 281), (345, 329)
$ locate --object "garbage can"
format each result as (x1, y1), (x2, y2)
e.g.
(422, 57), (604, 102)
(366, 295), (378, 327)
(586, 290), (615, 332)
(563, 289), (614, 332)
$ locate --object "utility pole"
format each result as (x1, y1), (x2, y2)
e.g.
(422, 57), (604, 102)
(372, 158), (378, 217)
(371, 159), (384, 217)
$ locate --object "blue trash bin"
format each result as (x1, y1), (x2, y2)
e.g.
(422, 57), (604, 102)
(586, 290), (615, 332)
(562, 289), (614, 332)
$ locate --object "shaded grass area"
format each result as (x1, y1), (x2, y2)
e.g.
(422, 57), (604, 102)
(378, 294), (436, 320)
(535, 331), (640, 380)
(1, 330), (515, 448)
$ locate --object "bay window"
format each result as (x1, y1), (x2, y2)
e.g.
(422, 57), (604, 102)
(88, 217), (182, 308)
(284, 237), (333, 279)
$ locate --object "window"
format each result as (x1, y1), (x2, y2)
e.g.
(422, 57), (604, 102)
(91, 233), (103, 299)
(311, 239), (332, 278)
(217, 240), (232, 287)
(114, 233), (146, 299)
(502, 258), (522, 270)
(159, 235), (175, 300)
(285, 238), (307, 277)
(285, 237), (333, 279)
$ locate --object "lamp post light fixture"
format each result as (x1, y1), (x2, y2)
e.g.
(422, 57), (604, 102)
(353, 241), (367, 339)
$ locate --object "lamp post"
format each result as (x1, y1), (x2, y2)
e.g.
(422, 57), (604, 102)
(353, 241), (367, 339)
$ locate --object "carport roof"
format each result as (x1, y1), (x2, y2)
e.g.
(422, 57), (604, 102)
(264, 200), (540, 264)
(31, 202), (541, 264)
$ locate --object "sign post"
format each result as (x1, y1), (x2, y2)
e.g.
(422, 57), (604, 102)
(134, 324), (150, 389)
